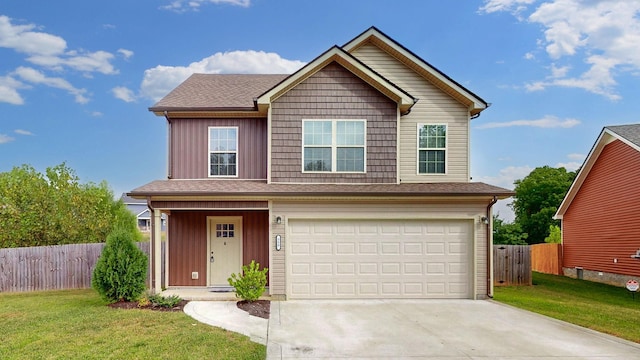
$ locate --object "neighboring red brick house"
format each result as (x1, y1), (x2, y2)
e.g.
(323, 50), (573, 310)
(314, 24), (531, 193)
(129, 27), (512, 300)
(555, 124), (640, 286)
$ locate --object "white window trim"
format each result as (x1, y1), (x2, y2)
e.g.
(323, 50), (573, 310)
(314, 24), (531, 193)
(301, 119), (367, 173)
(208, 126), (239, 178)
(416, 123), (447, 175)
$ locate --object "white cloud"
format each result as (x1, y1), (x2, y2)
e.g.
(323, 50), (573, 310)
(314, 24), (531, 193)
(162, 0), (250, 12)
(14, 66), (89, 104)
(117, 49), (134, 60)
(112, 86), (136, 102)
(140, 50), (305, 102)
(479, 0), (640, 100)
(524, 52), (534, 60)
(0, 75), (26, 105)
(476, 115), (580, 129)
(90, 111), (103, 117)
(476, 165), (533, 190)
(567, 153), (585, 160)
(0, 134), (15, 144)
(14, 129), (34, 136)
(0, 15), (66, 56)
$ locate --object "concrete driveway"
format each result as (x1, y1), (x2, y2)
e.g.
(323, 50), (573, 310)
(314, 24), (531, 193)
(266, 299), (640, 359)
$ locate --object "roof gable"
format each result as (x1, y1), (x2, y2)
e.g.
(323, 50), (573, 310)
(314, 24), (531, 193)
(256, 46), (416, 114)
(343, 26), (488, 117)
(555, 124), (640, 218)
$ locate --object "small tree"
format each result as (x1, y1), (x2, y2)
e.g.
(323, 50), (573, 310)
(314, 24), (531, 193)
(228, 260), (268, 302)
(544, 224), (562, 243)
(92, 225), (147, 303)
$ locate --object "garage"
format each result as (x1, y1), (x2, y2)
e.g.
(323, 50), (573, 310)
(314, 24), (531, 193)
(287, 219), (473, 299)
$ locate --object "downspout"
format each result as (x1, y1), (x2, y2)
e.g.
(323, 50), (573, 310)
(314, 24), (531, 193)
(486, 195), (498, 298)
(146, 197), (155, 290)
(164, 111), (172, 179)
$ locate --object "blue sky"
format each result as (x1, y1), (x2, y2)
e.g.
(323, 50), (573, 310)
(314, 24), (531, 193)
(2, 0), (639, 221)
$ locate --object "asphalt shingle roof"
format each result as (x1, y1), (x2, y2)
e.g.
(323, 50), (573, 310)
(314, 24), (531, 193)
(129, 180), (513, 198)
(606, 124), (640, 147)
(150, 74), (289, 111)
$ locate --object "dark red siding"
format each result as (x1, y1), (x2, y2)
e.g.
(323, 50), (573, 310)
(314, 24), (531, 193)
(169, 118), (267, 179)
(167, 210), (269, 286)
(563, 140), (640, 277)
(270, 62), (398, 183)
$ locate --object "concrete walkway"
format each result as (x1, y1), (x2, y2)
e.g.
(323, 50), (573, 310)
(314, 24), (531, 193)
(185, 299), (640, 359)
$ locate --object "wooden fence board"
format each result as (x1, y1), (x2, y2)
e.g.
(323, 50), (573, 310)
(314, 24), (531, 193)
(531, 243), (563, 275)
(0, 242), (163, 293)
(494, 245), (532, 286)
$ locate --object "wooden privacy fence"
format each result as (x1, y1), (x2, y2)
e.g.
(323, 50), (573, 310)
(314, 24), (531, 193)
(494, 245), (532, 286)
(531, 243), (563, 275)
(0, 242), (163, 293)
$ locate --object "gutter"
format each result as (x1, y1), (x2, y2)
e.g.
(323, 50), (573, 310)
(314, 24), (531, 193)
(486, 195), (498, 298)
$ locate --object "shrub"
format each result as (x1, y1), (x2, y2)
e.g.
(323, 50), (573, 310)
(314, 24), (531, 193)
(148, 294), (182, 308)
(228, 260), (268, 302)
(92, 225), (148, 303)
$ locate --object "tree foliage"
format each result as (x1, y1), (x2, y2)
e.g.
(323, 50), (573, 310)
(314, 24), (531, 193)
(511, 166), (576, 244)
(228, 260), (268, 302)
(92, 225), (148, 302)
(492, 215), (528, 245)
(0, 163), (136, 248)
(544, 225), (562, 244)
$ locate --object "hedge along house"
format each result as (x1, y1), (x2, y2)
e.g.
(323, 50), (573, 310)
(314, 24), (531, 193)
(129, 27), (513, 300)
(555, 124), (640, 286)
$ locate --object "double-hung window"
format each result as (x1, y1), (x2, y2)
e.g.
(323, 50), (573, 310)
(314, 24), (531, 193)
(417, 124), (446, 174)
(209, 127), (238, 177)
(303, 120), (366, 173)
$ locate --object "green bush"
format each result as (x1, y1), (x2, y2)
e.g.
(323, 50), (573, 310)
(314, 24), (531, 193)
(228, 260), (268, 302)
(92, 225), (148, 303)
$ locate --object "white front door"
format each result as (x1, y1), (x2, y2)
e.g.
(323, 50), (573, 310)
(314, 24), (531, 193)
(208, 216), (243, 287)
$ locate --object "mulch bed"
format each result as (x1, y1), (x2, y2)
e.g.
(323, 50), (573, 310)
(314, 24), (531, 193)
(237, 300), (270, 319)
(108, 299), (189, 312)
(107, 299), (271, 319)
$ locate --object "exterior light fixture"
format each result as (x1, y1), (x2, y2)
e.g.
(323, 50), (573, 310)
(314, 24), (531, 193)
(276, 216), (282, 224)
(481, 216), (489, 225)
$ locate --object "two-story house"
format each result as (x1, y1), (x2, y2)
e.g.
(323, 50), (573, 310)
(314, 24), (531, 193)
(129, 27), (512, 300)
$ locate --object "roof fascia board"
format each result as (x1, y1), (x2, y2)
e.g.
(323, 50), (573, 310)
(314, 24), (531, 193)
(555, 129), (621, 218)
(342, 26), (488, 113)
(256, 46), (415, 112)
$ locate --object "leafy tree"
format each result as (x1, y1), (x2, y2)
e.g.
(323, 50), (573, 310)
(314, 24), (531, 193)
(92, 225), (147, 303)
(511, 166), (576, 244)
(544, 224), (562, 244)
(0, 163), (137, 248)
(492, 215), (528, 245)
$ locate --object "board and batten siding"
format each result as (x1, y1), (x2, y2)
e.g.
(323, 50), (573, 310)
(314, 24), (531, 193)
(169, 118), (267, 179)
(350, 43), (470, 183)
(563, 140), (640, 277)
(167, 210), (269, 286)
(269, 200), (489, 299)
(270, 62), (397, 184)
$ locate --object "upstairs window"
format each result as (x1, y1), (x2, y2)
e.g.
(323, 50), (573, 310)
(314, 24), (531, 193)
(209, 127), (238, 177)
(417, 124), (446, 174)
(303, 120), (366, 173)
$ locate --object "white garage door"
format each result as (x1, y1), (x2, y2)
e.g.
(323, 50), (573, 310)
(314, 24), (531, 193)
(287, 219), (473, 299)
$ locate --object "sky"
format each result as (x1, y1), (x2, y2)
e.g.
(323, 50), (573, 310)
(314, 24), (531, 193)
(1, 0), (640, 221)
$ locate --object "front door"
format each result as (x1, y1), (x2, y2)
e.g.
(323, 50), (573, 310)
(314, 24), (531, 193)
(208, 216), (242, 287)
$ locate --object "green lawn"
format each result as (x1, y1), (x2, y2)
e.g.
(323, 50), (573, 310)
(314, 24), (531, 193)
(0, 289), (265, 360)
(494, 272), (640, 343)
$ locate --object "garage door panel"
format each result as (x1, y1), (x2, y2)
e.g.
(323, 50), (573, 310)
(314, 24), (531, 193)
(287, 219), (472, 299)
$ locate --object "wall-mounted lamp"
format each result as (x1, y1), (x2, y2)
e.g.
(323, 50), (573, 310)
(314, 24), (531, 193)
(275, 216), (282, 225)
(481, 216), (489, 225)
(275, 235), (282, 251)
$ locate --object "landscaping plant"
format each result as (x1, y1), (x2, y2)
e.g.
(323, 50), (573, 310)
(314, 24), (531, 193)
(228, 260), (268, 302)
(92, 224), (147, 303)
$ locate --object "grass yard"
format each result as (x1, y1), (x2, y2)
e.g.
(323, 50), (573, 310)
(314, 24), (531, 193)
(0, 289), (265, 360)
(494, 272), (640, 343)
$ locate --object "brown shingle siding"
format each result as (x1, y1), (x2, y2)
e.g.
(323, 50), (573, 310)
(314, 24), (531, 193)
(271, 62), (397, 184)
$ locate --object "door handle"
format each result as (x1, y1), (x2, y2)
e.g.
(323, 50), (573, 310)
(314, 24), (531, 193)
(210, 251), (215, 263)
